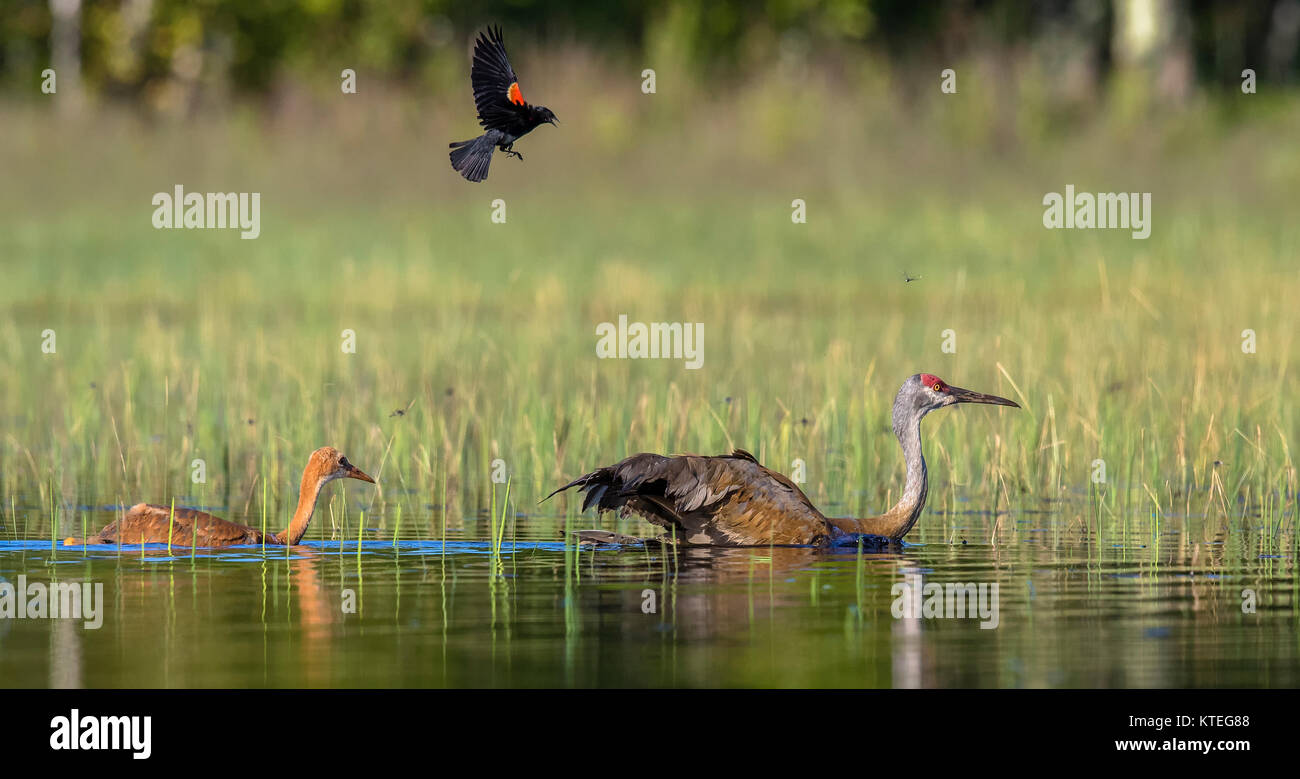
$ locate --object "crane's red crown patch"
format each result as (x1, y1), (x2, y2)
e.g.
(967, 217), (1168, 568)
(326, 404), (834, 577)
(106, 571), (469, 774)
(920, 373), (946, 391)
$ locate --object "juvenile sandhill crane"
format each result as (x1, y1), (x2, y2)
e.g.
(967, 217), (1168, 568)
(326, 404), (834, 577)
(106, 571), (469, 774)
(547, 374), (1019, 546)
(65, 447), (375, 547)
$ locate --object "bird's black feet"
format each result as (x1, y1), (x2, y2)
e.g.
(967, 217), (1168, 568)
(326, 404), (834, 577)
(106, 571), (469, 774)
(504, 150), (523, 160)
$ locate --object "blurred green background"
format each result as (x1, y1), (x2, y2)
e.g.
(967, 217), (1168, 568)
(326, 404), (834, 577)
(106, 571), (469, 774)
(2, 1), (1297, 103)
(0, 1), (1297, 539)
(1, 0), (1299, 692)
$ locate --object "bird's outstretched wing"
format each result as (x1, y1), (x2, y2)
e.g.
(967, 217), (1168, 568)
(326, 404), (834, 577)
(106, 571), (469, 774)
(546, 450), (832, 546)
(471, 26), (525, 130)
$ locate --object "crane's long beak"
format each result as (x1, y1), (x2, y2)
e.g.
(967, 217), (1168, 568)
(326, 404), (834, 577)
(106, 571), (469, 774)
(347, 464), (376, 483)
(949, 385), (1020, 408)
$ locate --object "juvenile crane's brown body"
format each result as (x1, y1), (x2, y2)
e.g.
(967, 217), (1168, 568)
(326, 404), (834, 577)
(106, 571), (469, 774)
(65, 447), (375, 548)
(547, 374), (1019, 546)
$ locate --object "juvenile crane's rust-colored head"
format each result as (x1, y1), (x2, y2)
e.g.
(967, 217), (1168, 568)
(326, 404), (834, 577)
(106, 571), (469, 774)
(306, 446), (376, 485)
(276, 447), (376, 545)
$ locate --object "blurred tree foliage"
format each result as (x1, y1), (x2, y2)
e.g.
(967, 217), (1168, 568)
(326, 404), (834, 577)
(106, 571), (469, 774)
(0, 0), (1295, 106)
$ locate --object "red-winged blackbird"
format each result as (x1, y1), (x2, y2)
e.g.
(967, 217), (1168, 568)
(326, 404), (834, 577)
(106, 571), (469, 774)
(449, 26), (557, 182)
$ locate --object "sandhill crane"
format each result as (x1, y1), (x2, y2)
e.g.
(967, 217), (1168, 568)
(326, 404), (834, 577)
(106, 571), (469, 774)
(547, 374), (1019, 546)
(65, 447), (375, 547)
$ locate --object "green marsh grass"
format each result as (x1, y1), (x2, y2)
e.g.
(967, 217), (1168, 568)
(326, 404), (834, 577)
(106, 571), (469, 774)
(1, 82), (1298, 555)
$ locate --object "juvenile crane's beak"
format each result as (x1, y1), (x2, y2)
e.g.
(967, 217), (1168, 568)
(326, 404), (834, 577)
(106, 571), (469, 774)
(949, 385), (1020, 408)
(347, 463), (376, 483)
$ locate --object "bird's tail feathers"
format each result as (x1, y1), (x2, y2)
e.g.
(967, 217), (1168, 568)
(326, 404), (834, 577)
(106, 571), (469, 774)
(449, 132), (499, 182)
(541, 470), (608, 506)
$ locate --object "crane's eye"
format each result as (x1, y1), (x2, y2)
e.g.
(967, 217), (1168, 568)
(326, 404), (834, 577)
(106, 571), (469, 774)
(932, 383), (943, 392)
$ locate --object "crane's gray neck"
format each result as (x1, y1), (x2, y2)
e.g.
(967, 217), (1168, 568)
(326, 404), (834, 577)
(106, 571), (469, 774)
(887, 395), (929, 534)
(831, 385), (933, 541)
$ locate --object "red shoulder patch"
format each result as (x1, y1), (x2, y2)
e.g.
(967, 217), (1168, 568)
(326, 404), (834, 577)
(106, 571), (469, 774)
(507, 82), (524, 106)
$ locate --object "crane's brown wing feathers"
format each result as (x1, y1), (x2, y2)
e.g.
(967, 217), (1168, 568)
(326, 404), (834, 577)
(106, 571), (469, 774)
(471, 25), (524, 130)
(92, 503), (265, 546)
(548, 451), (832, 546)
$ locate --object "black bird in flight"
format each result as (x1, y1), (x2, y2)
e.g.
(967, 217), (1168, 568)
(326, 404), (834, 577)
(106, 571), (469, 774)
(449, 26), (557, 182)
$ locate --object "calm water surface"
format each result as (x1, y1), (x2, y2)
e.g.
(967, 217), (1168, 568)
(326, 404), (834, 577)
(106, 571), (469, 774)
(1, 505), (1296, 688)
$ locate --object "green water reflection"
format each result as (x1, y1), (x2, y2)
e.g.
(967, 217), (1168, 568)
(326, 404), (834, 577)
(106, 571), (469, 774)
(0, 509), (1296, 688)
